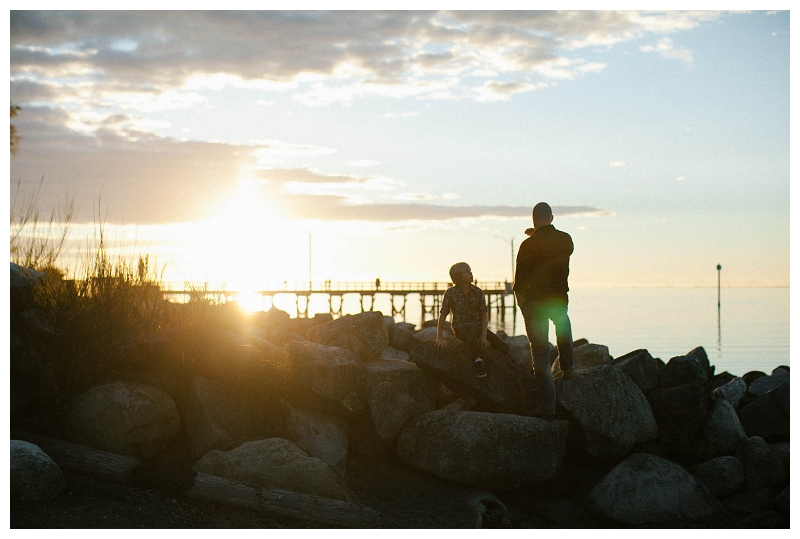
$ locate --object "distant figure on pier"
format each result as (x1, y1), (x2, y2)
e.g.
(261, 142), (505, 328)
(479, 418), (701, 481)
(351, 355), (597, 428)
(435, 262), (511, 378)
(375, 277), (381, 290)
(514, 202), (574, 421)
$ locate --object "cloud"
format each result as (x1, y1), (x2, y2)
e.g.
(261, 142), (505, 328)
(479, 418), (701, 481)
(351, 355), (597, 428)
(348, 159), (379, 167)
(11, 10), (720, 109)
(676, 175), (688, 182)
(382, 111), (420, 119)
(609, 160), (634, 169)
(639, 37), (693, 65)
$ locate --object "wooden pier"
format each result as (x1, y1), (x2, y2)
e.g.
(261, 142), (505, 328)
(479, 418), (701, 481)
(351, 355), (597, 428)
(161, 280), (516, 328)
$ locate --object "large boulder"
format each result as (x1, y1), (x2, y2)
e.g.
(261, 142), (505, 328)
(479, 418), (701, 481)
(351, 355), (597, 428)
(689, 455), (745, 498)
(355, 360), (440, 456)
(739, 383), (789, 440)
(713, 377), (747, 408)
(736, 436), (787, 491)
(380, 346), (410, 361)
(280, 341), (367, 418)
(397, 410), (567, 490)
(556, 365), (657, 459)
(504, 335), (532, 371)
(590, 453), (729, 525)
(65, 382), (180, 459)
(10, 440), (64, 501)
(185, 375), (280, 458)
(414, 326), (459, 347)
(280, 399), (349, 476)
(647, 381), (712, 459)
(410, 341), (530, 413)
(552, 343), (611, 376)
(747, 368), (789, 397)
(389, 325), (422, 354)
(306, 311), (389, 363)
(192, 438), (353, 502)
(658, 355), (708, 389)
(612, 349), (660, 395)
(701, 399), (747, 457)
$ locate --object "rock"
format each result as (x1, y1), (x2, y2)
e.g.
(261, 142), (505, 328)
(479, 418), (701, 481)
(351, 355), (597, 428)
(396, 322), (416, 332)
(306, 311), (389, 363)
(736, 436), (787, 491)
(397, 410), (567, 490)
(504, 335), (532, 371)
(686, 346), (712, 375)
(553, 343), (611, 375)
(10, 440), (64, 501)
(590, 453), (729, 525)
(647, 381), (712, 459)
(356, 360), (440, 456)
(192, 438), (353, 502)
(711, 371), (737, 390)
(10, 262), (47, 288)
(713, 377), (747, 408)
(742, 511), (789, 529)
(280, 399), (349, 476)
(261, 306), (291, 329)
(748, 368), (789, 397)
(281, 341), (367, 419)
(410, 341), (529, 413)
(739, 383), (789, 440)
(612, 349), (659, 395)
(380, 346), (409, 361)
(689, 455), (744, 498)
(65, 382), (180, 459)
(774, 486), (789, 517)
(723, 488), (783, 514)
(769, 441), (790, 473)
(556, 365), (657, 459)
(658, 355), (708, 389)
(702, 400), (746, 456)
(742, 371), (766, 387)
(414, 326), (458, 347)
(389, 325), (421, 354)
(186, 375), (280, 458)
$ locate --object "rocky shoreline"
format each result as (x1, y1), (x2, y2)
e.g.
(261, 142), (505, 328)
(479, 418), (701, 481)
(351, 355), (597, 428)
(10, 264), (790, 528)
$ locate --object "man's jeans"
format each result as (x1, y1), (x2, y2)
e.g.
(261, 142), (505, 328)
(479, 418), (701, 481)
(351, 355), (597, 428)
(518, 297), (573, 415)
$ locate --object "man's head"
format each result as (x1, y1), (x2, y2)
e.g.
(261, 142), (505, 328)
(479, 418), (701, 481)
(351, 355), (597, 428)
(449, 262), (472, 284)
(532, 202), (553, 229)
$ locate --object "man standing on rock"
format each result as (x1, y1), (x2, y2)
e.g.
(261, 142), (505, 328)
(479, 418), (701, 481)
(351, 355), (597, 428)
(513, 202), (574, 421)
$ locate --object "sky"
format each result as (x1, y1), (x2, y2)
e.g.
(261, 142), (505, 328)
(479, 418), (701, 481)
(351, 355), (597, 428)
(7, 7), (792, 291)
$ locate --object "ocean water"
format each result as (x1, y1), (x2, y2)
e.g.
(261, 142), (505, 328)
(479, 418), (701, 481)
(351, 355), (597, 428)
(267, 287), (789, 378)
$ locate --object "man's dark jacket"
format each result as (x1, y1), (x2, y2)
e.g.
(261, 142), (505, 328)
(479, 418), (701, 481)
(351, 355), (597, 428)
(513, 224), (573, 302)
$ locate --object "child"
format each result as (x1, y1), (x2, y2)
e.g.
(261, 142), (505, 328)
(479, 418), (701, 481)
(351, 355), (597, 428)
(435, 262), (511, 377)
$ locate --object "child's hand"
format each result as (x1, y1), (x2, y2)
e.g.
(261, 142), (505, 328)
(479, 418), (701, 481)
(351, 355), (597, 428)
(479, 335), (490, 349)
(434, 336), (448, 349)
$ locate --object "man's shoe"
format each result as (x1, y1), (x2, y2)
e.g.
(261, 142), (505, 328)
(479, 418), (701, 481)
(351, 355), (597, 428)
(473, 357), (487, 378)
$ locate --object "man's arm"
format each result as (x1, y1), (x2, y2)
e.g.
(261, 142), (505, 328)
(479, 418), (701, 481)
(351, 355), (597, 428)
(479, 310), (490, 349)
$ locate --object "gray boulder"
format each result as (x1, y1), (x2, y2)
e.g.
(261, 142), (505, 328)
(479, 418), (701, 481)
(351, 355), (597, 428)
(556, 365), (657, 459)
(713, 377), (747, 408)
(742, 510), (789, 529)
(380, 346), (410, 361)
(774, 486), (789, 517)
(689, 455), (744, 498)
(410, 341), (529, 413)
(736, 436), (787, 491)
(590, 453), (728, 525)
(65, 382), (180, 459)
(389, 325), (422, 354)
(356, 360), (440, 456)
(306, 311), (389, 363)
(769, 441), (790, 473)
(10, 440), (64, 501)
(280, 399), (349, 476)
(186, 375), (278, 458)
(192, 438), (353, 502)
(553, 343), (610, 376)
(747, 368), (789, 397)
(647, 381), (712, 458)
(414, 326), (459, 347)
(702, 400), (747, 456)
(504, 335), (532, 371)
(281, 341), (367, 418)
(612, 349), (660, 395)
(740, 383), (789, 440)
(723, 488), (783, 514)
(10, 262), (46, 288)
(397, 410), (567, 490)
(658, 355), (708, 389)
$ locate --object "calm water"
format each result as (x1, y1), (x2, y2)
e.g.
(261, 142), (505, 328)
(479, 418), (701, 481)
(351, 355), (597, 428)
(274, 287), (789, 378)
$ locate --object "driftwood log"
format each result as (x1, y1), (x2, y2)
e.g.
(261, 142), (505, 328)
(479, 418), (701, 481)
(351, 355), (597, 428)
(12, 430), (382, 528)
